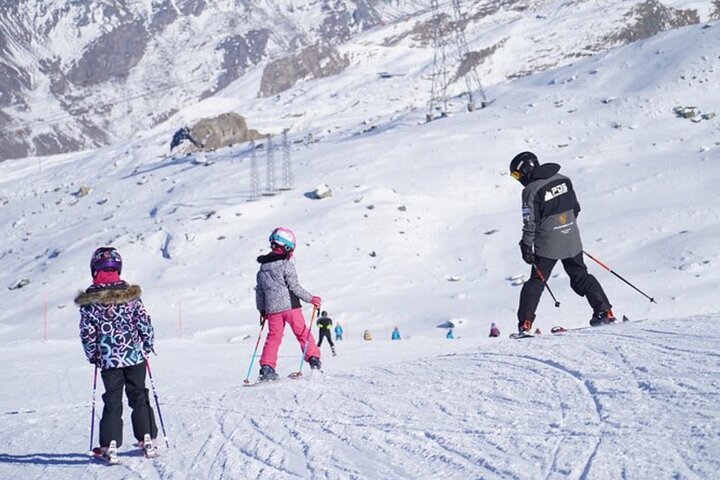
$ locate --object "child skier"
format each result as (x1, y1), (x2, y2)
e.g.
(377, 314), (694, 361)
(317, 310), (336, 356)
(334, 322), (344, 341)
(391, 326), (401, 340)
(76, 247), (158, 463)
(256, 227), (322, 381)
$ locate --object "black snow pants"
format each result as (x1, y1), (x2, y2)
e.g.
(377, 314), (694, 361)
(517, 252), (611, 329)
(317, 328), (335, 348)
(99, 360), (158, 448)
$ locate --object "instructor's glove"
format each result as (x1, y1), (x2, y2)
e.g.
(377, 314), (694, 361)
(311, 296), (322, 307)
(519, 241), (535, 265)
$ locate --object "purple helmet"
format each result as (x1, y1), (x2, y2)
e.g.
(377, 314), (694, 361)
(90, 247), (122, 276)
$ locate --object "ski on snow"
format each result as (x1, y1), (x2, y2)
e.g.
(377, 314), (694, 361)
(88, 435), (159, 464)
(509, 315), (629, 339)
(243, 370), (322, 387)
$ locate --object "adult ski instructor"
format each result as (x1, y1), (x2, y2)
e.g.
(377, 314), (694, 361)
(509, 151), (616, 336)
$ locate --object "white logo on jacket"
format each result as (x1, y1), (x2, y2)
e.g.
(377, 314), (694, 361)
(544, 183), (568, 201)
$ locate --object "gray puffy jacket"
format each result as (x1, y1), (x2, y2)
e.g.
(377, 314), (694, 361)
(255, 252), (313, 314)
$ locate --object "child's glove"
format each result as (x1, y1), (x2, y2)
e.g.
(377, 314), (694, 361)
(311, 296), (322, 307)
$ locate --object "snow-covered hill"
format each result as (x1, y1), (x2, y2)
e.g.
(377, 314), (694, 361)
(0, 13), (719, 480)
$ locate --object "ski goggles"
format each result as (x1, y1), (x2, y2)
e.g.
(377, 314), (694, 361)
(511, 170), (522, 180)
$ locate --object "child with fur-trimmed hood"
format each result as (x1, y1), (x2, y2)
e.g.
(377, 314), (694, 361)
(76, 247), (158, 458)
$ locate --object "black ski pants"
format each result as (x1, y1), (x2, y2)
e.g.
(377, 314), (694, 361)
(317, 328), (334, 348)
(99, 360), (158, 448)
(517, 252), (611, 327)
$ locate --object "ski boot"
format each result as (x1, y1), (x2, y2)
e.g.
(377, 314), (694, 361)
(331, 346), (337, 357)
(90, 440), (119, 464)
(140, 433), (158, 458)
(519, 319), (534, 336)
(590, 309), (616, 327)
(258, 365), (279, 382)
(308, 356), (322, 370)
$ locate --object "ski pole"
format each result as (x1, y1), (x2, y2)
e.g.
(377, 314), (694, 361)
(294, 305), (319, 376)
(532, 263), (560, 307)
(144, 357), (170, 449)
(583, 250), (657, 303)
(88, 365), (98, 453)
(243, 315), (266, 384)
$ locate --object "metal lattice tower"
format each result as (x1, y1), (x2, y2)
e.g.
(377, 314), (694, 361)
(427, 0), (450, 122)
(281, 128), (294, 190)
(427, 0), (489, 120)
(265, 135), (277, 195)
(450, 0), (488, 111)
(249, 140), (260, 201)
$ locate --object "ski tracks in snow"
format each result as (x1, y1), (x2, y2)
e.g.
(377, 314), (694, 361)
(1, 318), (719, 479)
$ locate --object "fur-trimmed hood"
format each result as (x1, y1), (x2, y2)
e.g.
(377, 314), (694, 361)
(75, 283), (142, 306)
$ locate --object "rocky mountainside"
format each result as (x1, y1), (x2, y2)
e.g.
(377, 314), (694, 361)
(0, 0), (715, 161)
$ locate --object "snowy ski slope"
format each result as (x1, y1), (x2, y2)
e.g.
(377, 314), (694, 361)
(0, 18), (719, 480)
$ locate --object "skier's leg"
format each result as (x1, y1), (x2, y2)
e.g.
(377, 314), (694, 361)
(124, 361), (158, 442)
(317, 331), (324, 347)
(99, 368), (125, 448)
(288, 308), (321, 361)
(327, 331), (335, 348)
(517, 256), (557, 329)
(562, 253), (611, 313)
(259, 312), (285, 369)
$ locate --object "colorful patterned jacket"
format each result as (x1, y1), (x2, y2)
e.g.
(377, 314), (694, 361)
(76, 282), (154, 370)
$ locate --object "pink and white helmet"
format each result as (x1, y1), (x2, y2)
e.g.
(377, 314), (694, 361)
(269, 227), (296, 252)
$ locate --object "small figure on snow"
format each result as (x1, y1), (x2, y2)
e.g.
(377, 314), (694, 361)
(446, 328), (455, 339)
(76, 247), (159, 461)
(391, 326), (401, 340)
(509, 152), (616, 335)
(334, 322), (344, 341)
(489, 322), (500, 338)
(256, 227), (323, 381)
(317, 310), (336, 356)
(363, 329), (373, 341)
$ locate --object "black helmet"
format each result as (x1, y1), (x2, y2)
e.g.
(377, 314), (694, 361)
(90, 247), (122, 276)
(509, 151), (539, 184)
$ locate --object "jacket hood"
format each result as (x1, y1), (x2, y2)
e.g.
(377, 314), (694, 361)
(530, 163), (561, 181)
(75, 283), (142, 306)
(257, 252), (288, 264)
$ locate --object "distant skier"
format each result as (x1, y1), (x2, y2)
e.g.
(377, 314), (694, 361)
(509, 151), (615, 335)
(317, 310), (336, 356)
(334, 322), (344, 341)
(391, 326), (401, 340)
(256, 227), (323, 381)
(446, 329), (455, 339)
(363, 329), (373, 341)
(489, 323), (500, 338)
(76, 247), (158, 462)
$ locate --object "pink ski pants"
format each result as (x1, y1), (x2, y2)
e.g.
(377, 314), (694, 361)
(260, 308), (320, 369)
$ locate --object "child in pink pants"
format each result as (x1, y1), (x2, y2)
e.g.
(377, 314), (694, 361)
(255, 227), (322, 381)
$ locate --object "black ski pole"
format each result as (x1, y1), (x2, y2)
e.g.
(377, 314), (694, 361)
(88, 365), (98, 454)
(532, 263), (560, 307)
(145, 358), (170, 449)
(583, 250), (657, 303)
